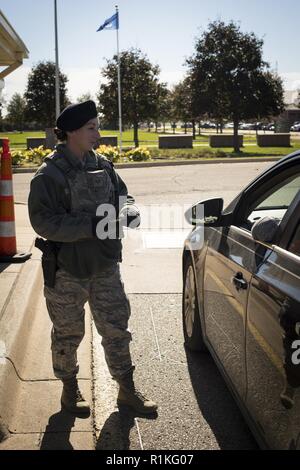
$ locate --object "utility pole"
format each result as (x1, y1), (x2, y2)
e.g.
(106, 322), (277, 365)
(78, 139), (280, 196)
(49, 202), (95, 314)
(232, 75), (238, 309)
(54, 0), (60, 119)
(115, 5), (122, 152)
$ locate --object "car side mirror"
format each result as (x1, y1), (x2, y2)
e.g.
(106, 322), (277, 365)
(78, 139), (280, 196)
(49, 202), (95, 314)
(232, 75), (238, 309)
(185, 198), (224, 226)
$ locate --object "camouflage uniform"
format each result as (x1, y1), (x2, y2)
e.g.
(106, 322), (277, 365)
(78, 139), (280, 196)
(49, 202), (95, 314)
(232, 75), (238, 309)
(28, 145), (134, 381)
(44, 265), (133, 381)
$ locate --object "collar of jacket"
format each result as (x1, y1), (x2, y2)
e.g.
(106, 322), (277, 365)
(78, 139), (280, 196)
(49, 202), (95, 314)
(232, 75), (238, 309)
(55, 143), (90, 170)
(84, 150), (100, 170)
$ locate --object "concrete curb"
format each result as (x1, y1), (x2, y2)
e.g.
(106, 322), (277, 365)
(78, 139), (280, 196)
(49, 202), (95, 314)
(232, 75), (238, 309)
(0, 242), (42, 437)
(0, 243), (95, 449)
(12, 156), (282, 174)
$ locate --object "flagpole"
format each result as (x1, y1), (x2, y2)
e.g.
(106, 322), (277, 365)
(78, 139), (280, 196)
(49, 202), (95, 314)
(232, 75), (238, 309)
(54, 0), (60, 119)
(115, 5), (122, 152)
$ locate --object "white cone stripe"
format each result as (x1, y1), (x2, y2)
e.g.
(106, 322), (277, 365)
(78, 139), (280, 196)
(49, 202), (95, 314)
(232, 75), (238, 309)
(0, 221), (16, 237)
(0, 180), (13, 197)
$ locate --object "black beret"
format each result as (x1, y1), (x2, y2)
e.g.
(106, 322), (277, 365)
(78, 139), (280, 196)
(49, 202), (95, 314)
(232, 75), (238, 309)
(56, 100), (97, 131)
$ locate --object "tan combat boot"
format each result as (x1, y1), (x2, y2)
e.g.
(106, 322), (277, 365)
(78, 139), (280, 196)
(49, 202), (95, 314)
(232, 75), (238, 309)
(61, 377), (90, 416)
(117, 372), (157, 415)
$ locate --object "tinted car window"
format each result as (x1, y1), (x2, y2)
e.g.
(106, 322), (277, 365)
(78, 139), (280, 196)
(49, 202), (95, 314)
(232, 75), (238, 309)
(247, 174), (300, 225)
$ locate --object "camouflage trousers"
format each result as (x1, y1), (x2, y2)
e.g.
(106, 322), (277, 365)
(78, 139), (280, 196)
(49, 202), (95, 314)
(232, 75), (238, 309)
(44, 263), (134, 381)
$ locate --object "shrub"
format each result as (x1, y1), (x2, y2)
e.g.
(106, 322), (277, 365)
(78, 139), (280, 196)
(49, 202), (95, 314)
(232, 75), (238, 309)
(214, 150), (228, 158)
(11, 150), (25, 166)
(125, 146), (151, 161)
(96, 145), (151, 162)
(25, 146), (52, 164)
(96, 145), (121, 163)
(8, 146), (52, 166)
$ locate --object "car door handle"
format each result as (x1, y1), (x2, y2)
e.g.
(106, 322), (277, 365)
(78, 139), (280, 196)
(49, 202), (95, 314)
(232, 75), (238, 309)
(232, 272), (248, 291)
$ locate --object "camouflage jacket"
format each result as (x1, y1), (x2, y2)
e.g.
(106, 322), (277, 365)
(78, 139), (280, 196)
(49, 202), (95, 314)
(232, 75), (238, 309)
(28, 144), (128, 278)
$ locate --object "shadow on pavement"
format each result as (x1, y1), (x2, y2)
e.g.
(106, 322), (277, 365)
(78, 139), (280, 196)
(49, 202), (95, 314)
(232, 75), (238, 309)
(185, 348), (258, 450)
(40, 410), (76, 450)
(96, 408), (158, 450)
(0, 263), (10, 274)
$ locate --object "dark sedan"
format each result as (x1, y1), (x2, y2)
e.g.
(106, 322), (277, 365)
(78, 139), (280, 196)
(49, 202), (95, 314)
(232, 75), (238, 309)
(182, 151), (300, 450)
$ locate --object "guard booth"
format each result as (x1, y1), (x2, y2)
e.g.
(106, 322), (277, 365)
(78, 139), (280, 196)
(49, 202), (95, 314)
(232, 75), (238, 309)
(0, 10), (30, 262)
(0, 9), (29, 100)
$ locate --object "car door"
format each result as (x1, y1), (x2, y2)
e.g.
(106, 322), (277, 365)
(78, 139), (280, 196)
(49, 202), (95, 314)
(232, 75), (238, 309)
(203, 166), (300, 407)
(246, 191), (300, 450)
(203, 224), (270, 402)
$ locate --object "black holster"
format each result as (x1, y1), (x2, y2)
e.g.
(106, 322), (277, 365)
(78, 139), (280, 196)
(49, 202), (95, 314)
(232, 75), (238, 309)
(35, 237), (59, 288)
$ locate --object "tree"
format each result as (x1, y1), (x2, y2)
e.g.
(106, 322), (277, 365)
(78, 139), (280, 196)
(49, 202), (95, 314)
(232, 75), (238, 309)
(97, 48), (161, 147)
(24, 61), (69, 128)
(77, 92), (94, 103)
(171, 78), (198, 138)
(152, 83), (171, 133)
(172, 80), (191, 132)
(253, 71), (285, 122)
(6, 93), (26, 130)
(186, 21), (284, 151)
(0, 92), (6, 131)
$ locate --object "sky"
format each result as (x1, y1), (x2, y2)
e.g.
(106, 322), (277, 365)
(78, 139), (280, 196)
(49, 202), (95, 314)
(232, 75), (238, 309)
(1, 0), (300, 111)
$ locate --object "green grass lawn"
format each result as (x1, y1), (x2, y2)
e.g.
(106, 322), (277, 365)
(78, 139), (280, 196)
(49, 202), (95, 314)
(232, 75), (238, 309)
(1, 128), (295, 147)
(1, 129), (185, 146)
(101, 129), (163, 143)
(0, 131), (45, 148)
(1, 130), (299, 161)
(0, 129), (274, 149)
(1, 128), (251, 147)
(102, 129), (210, 143)
(149, 143), (300, 160)
(0, 129), (166, 147)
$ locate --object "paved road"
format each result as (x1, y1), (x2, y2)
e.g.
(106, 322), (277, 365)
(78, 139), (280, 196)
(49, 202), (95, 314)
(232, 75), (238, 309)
(92, 162), (270, 450)
(14, 161), (272, 450)
(13, 161), (271, 206)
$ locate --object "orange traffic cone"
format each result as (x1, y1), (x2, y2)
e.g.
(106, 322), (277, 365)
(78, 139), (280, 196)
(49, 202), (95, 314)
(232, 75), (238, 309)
(0, 138), (31, 263)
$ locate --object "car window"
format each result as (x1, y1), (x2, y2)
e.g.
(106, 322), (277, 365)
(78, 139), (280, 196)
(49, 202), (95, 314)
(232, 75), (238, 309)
(288, 224), (300, 257)
(247, 175), (300, 225)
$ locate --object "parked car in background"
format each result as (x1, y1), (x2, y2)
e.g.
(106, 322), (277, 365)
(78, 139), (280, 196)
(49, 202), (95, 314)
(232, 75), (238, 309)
(291, 122), (300, 132)
(224, 122), (234, 129)
(182, 150), (300, 449)
(239, 123), (253, 130)
(262, 123), (275, 131)
(239, 122), (263, 131)
(201, 121), (217, 129)
(181, 122), (193, 129)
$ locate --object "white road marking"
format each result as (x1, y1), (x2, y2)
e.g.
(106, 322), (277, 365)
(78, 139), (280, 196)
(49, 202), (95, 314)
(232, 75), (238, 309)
(150, 306), (162, 361)
(143, 230), (189, 249)
(135, 418), (144, 450)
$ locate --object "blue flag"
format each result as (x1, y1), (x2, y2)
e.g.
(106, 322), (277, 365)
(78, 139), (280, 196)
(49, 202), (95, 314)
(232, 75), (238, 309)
(97, 12), (119, 31)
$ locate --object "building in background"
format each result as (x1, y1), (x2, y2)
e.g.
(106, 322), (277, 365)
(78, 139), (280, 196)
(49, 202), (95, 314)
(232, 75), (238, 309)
(0, 10), (29, 101)
(276, 90), (300, 132)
